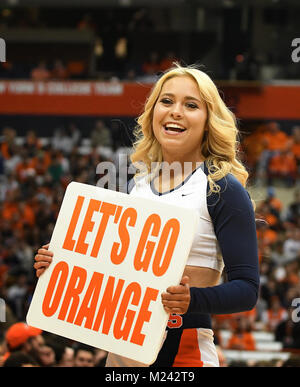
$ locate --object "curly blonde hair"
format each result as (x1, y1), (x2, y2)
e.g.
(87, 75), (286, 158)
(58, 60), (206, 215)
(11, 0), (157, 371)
(130, 63), (249, 196)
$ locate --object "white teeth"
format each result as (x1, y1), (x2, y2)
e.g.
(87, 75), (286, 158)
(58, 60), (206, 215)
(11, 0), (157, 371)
(164, 123), (186, 131)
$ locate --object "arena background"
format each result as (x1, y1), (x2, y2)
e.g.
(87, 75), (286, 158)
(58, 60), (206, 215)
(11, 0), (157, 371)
(0, 0), (300, 367)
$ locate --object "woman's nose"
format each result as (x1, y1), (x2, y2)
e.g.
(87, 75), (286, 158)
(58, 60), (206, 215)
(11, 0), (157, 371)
(170, 104), (183, 119)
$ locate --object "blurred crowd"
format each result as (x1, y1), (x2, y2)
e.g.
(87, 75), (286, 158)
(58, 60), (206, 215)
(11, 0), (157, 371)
(0, 50), (177, 84)
(0, 322), (107, 367)
(0, 119), (300, 367)
(2, 6), (298, 82)
(243, 121), (300, 188)
(0, 7), (179, 82)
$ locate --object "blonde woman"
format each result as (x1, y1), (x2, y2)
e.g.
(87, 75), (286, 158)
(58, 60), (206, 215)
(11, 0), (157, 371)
(34, 64), (259, 367)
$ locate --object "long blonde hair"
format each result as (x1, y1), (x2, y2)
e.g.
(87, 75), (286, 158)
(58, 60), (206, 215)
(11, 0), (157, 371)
(130, 63), (249, 196)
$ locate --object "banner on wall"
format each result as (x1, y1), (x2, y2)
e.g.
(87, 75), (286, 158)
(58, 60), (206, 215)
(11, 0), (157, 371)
(0, 80), (300, 119)
(26, 182), (199, 365)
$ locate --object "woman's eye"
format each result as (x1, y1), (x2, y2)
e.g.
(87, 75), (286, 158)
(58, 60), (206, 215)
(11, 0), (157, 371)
(186, 102), (198, 109)
(160, 98), (172, 104)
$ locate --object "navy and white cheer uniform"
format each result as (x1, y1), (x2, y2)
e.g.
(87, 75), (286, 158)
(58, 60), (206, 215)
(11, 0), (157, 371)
(105, 161), (259, 367)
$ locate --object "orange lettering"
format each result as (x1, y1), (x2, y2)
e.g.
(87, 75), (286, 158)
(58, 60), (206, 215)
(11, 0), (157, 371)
(75, 199), (101, 255)
(74, 272), (104, 329)
(92, 276), (124, 333)
(152, 219), (180, 276)
(113, 282), (141, 341)
(58, 266), (87, 323)
(134, 214), (161, 272)
(90, 202), (117, 258)
(63, 196), (85, 251)
(111, 208), (137, 265)
(130, 287), (159, 346)
(42, 261), (69, 317)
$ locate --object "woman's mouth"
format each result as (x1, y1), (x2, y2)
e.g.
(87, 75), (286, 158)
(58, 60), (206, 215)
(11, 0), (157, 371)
(163, 123), (187, 135)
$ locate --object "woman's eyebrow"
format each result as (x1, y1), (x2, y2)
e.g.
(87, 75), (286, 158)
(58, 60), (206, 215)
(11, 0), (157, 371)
(160, 92), (201, 103)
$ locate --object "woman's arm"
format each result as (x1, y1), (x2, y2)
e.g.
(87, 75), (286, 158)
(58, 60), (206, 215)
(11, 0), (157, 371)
(162, 173), (260, 315)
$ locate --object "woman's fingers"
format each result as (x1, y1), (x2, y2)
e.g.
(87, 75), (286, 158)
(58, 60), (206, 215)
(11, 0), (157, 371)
(36, 268), (46, 278)
(161, 276), (191, 315)
(35, 254), (53, 263)
(34, 261), (51, 270)
(36, 248), (53, 258)
(34, 244), (53, 277)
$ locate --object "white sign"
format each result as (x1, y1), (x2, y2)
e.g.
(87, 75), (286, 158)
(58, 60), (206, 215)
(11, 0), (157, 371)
(27, 182), (198, 365)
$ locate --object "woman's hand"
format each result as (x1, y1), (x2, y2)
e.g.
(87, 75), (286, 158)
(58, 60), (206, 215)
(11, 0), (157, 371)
(34, 243), (53, 278)
(161, 276), (190, 315)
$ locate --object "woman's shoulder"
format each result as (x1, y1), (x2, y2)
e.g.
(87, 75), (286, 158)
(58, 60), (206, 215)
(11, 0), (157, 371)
(203, 171), (252, 213)
(202, 160), (247, 194)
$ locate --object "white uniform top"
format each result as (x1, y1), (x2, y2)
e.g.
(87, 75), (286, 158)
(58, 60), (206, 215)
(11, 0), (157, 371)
(129, 163), (224, 273)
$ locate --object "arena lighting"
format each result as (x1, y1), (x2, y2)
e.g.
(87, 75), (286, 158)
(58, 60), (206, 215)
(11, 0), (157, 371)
(223, 0), (235, 6)
(236, 54), (244, 63)
(119, 0), (132, 5)
(6, 0), (18, 5)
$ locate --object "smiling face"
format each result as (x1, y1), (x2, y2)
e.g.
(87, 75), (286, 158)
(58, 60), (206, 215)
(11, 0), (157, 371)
(152, 75), (207, 164)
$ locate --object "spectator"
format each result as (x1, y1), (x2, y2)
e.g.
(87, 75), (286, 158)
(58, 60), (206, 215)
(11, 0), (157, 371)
(141, 51), (161, 77)
(3, 322), (44, 364)
(67, 123), (81, 148)
(256, 220), (278, 250)
(40, 334), (74, 367)
(261, 295), (288, 332)
(241, 124), (266, 175)
(23, 130), (41, 158)
(30, 60), (51, 81)
(3, 351), (39, 367)
(282, 228), (300, 262)
(159, 51), (178, 72)
(30, 150), (51, 182)
(262, 121), (290, 153)
(58, 346), (74, 367)
(90, 120), (113, 149)
(227, 316), (256, 351)
(264, 186), (283, 216)
(73, 344), (96, 367)
(275, 307), (300, 349)
(270, 241), (291, 267)
(0, 127), (17, 160)
(267, 149), (297, 187)
(256, 201), (280, 232)
(51, 59), (68, 80)
(52, 128), (75, 155)
(38, 343), (57, 367)
(94, 349), (108, 367)
(47, 151), (64, 183)
(77, 13), (97, 32)
(15, 153), (36, 183)
(287, 125), (300, 170)
(256, 121), (290, 185)
(128, 8), (153, 32)
(285, 189), (300, 226)
(66, 60), (87, 79)
(6, 272), (30, 320)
